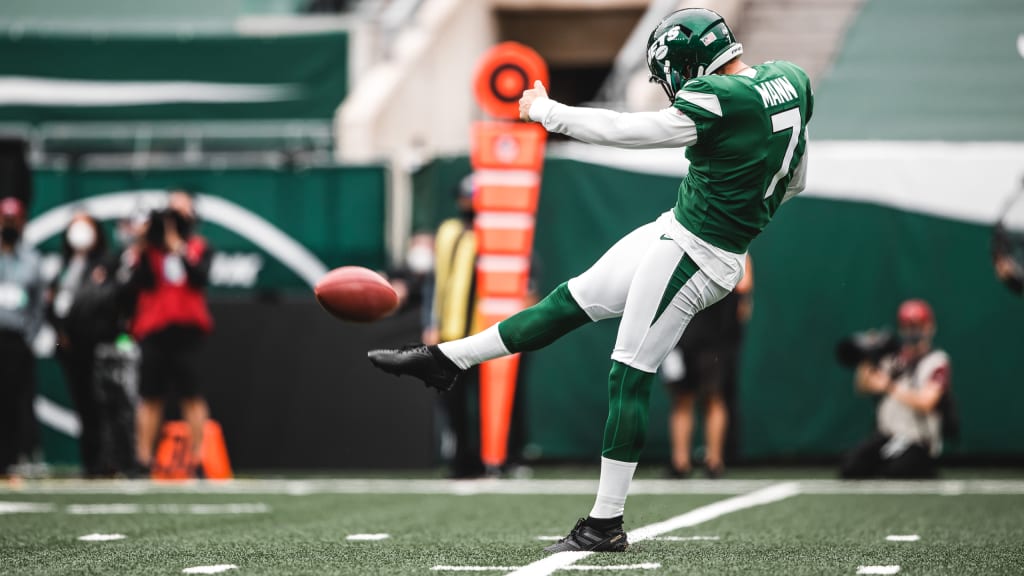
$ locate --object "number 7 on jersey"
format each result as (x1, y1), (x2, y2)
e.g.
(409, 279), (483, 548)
(764, 107), (801, 199)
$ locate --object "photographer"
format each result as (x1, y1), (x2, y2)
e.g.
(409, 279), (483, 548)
(126, 191), (213, 476)
(840, 299), (951, 479)
(0, 197), (44, 479)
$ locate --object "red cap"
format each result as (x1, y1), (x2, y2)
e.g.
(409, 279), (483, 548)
(898, 299), (934, 326)
(0, 197), (24, 218)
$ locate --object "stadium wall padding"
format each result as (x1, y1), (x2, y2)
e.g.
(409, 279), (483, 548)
(0, 31), (348, 122)
(201, 300), (434, 470)
(35, 300), (433, 469)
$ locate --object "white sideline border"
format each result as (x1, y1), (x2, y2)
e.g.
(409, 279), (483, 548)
(432, 564), (661, 572)
(3, 478), (1024, 496)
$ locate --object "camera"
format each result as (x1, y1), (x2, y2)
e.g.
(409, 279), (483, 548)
(144, 208), (193, 249)
(835, 329), (901, 368)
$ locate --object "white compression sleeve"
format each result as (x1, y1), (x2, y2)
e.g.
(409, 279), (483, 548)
(529, 98), (698, 149)
(436, 324), (510, 370)
(589, 457), (639, 519)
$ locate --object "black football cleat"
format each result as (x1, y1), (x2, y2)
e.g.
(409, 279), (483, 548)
(542, 518), (629, 553)
(367, 344), (462, 392)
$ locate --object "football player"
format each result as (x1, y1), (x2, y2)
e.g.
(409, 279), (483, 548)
(369, 8), (812, 553)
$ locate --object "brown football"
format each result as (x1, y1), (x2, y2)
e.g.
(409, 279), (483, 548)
(314, 266), (399, 322)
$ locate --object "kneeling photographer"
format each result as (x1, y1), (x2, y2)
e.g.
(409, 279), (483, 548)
(837, 299), (954, 479)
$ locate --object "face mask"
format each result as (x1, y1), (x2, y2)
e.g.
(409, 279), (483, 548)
(899, 328), (927, 347)
(0, 226), (19, 245)
(67, 220), (96, 251)
(406, 244), (434, 274)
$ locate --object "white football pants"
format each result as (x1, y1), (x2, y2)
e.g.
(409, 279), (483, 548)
(567, 217), (733, 373)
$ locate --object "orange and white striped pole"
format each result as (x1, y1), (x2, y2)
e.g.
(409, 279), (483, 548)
(470, 42), (548, 471)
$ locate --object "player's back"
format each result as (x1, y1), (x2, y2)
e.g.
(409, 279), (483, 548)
(672, 60), (813, 253)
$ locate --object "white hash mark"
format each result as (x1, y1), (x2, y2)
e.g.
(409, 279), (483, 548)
(857, 566), (900, 575)
(78, 533), (126, 541)
(182, 565), (238, 574)
(346, 533), (390, 541)
(885, 535), (920, 542)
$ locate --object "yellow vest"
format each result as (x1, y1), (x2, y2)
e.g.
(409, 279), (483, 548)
(433, 218), (479, 342)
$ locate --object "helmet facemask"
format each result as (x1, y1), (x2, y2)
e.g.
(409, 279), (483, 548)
(649, 70), (675, 102)
(649, 56), (696, 102)
(647, 24), (689, 102)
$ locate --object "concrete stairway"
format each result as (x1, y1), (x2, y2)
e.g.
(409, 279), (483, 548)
(733, 0), (865, 85)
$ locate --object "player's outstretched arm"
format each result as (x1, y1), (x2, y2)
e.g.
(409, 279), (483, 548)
(519, 81), (697, 149)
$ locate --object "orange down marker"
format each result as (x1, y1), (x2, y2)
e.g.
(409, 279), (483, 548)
(470, 42), (548, 470)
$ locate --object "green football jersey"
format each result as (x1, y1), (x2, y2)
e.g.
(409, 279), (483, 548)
(672, 60), (813, 253)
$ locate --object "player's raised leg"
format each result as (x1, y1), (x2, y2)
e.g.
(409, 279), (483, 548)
(544, 235), (730, 553)
(366, 222), (659, 390)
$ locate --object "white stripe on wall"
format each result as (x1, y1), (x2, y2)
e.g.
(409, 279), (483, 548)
(34, 395), (81, 438)
(548, 140), (1024, 227)
(24, 190), (329, 288)
(0, 76), (299, 107)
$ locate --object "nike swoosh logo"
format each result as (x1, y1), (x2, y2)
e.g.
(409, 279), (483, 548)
(660, 234), (672, 240)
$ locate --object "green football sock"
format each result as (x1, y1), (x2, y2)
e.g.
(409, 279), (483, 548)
(601, 360), (655, 463)
(497, 282), (591, 353)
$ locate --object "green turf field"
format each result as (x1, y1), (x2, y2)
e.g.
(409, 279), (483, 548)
(2, 476), (1023, 575)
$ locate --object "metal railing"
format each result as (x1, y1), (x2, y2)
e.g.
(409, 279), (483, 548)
(0, 119), (335, 169)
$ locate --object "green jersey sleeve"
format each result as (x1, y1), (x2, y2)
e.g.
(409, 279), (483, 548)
(672, 78), (723, 144)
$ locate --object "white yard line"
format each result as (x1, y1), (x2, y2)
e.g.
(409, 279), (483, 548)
(0, 478), (768, 496)
(564, 564), (661, 571)
(432, 564), (663, 572)
(0, 501), (55, 514)
(797, 479), (1024, 495)
(68, 503), (140, 514)
(507, 482), (801, 576)
(504, 553), (590, 576)
(66, 503), (269, 515)
(432, 568), (518, 572)
(3, 478), (1024, 496)
(433, 561), (667, 571)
